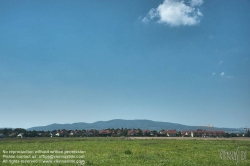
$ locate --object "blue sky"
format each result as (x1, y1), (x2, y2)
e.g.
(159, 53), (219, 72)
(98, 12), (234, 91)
(1, 0), (249, 129)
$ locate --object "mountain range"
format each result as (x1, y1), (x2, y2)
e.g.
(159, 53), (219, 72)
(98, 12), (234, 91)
(27, 119), (245, 133)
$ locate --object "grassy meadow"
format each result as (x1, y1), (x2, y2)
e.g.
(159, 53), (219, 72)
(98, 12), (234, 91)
(0, 137), (249, 166)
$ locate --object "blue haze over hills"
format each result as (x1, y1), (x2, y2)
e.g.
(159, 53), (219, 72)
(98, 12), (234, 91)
(27, 119), (245, 133)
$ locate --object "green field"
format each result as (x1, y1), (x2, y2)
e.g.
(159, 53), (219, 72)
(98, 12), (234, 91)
(0, 137), (249, 166)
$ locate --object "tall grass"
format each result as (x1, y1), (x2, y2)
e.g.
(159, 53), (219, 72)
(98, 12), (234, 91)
(0, 137), (249, 165)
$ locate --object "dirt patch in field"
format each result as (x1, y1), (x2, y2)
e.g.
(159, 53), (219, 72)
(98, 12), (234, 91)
(129, 137), (250, 141)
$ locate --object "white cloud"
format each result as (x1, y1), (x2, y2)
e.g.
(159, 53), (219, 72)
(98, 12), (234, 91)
(190, 0), (204, 7)
(142, 8), (158, 23)
(218, 72), (234, 79)
(212, 72), (216, 75)
(143, 0), (204, 26)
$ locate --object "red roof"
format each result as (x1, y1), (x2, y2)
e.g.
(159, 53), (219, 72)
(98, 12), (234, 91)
(99, 129), (111, 134)
(167, 130), (177, 134)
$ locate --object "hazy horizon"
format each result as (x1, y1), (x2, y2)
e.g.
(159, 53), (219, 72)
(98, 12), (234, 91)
(1, 119), (248, 129)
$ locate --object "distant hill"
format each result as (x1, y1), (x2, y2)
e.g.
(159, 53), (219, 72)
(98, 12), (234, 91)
(26, 119), (244, 133)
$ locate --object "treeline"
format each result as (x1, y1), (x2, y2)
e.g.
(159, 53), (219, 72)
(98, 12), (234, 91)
(0, 128), (158, 137)
(0, 128), (249, 138)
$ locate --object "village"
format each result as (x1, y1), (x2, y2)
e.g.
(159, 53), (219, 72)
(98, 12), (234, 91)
(0, 128), (249, 138)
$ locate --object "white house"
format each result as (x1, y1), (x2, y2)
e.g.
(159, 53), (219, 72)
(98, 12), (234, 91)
(17, 133), (24, 138)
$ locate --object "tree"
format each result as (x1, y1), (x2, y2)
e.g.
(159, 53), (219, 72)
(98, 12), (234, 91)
(137, 129), (142, 136)
(14, 128), (26, 133)
(123, 128), (128, 136)
(3, 128), (12, 135)
(32, 130), (38, 137)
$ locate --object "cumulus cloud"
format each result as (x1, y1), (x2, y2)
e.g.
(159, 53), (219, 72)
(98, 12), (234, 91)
(142, 0), (204, 26)
(220, 72), (225, 76)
